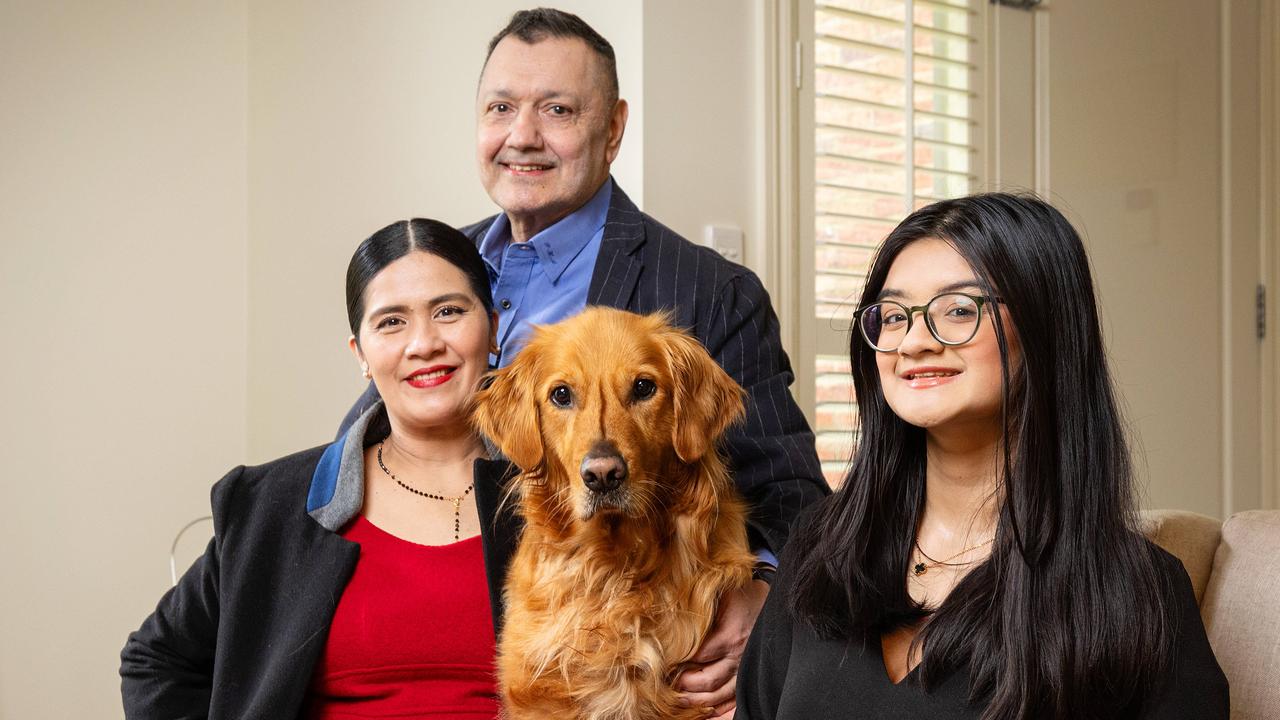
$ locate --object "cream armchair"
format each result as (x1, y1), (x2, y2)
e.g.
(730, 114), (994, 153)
(1141, 509), (1280, 720)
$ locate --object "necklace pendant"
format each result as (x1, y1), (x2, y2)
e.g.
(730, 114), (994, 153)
(913, 562), (928, 576)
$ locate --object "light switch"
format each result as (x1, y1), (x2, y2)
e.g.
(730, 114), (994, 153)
(703, 225), (744, 264)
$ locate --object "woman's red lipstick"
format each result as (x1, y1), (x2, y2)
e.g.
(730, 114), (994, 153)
(405, 365), (456, 388)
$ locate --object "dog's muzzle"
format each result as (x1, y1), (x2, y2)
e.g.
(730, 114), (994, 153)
(580, 441), (628, 494)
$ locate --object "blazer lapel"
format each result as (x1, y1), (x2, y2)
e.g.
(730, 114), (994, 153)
(587, 181), (647, 308)
(473, 458), (522, 640)
(217, 518), (359, 720)
(280, 526), (360, 712)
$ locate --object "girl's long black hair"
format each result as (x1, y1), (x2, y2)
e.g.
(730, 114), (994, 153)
(786, 193), (1175, 719)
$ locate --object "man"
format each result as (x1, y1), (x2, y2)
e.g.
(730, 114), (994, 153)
(341, 9), (828, 717)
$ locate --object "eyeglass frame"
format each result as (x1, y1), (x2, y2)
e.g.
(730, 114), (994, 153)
(853, 292), (998, 352)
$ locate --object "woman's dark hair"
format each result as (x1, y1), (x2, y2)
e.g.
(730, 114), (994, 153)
(787, 193), (1175, 718)
(345, 218), (494, 339)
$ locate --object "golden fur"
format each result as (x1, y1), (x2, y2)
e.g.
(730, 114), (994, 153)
(471, 307), (755, 720)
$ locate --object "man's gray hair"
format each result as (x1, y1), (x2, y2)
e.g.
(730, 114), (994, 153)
(484, 7), (619, 105)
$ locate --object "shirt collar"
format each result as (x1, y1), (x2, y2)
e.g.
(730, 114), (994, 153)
(477, 178), (613, 284)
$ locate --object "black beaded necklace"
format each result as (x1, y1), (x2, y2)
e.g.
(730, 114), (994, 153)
(376, 442), (473, 541)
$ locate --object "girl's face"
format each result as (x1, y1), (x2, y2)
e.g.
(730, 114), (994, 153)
(349, 251), (497, 435)
(873, 238), (1019, 435)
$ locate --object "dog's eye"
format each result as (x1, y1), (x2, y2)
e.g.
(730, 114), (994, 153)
(632, 378), (657, 401)
(549, 384), (573, 408)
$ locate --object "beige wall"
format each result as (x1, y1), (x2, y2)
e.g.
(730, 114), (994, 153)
(971, 0), (1270, 517)
(1266, 0), (1280, 511)
(0, 1), (249, 717)
(1041, 0), (1265, 516)
(641, 0), (767, 271)
(1048, 0), (1225, 514)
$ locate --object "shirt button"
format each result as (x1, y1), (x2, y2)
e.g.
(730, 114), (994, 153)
(501, 299), (512, 309)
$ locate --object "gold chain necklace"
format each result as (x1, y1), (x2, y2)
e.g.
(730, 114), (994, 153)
(376, 442), (473, 541)
(912, 537), (994, 576)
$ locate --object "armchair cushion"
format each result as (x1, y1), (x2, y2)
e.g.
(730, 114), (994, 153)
(1139, 509), (1222, 604)
(1200, 510), (1280, 720)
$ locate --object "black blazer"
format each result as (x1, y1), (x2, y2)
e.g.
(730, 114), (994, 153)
(340, 182), (830, 553)
(119, 442), (520, 720)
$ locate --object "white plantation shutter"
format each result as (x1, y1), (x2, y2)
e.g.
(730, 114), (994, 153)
(807, 0), (983, 487)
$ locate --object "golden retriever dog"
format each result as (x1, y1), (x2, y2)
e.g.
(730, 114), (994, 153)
(471, 307), (755, 720)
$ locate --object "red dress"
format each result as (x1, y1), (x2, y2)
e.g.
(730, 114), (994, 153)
(304, 515), (500, 719)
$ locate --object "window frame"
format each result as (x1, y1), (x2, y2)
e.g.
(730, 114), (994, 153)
(769, 0), (1001, 485)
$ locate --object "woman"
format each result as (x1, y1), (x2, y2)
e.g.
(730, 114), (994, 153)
(737, 194), (1228, 719)
(121, 219), (518, 719)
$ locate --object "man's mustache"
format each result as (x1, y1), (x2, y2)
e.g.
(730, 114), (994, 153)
(494, 155), (558, 167)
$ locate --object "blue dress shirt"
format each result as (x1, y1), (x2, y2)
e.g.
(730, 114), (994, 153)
(478, 178), (612, 368)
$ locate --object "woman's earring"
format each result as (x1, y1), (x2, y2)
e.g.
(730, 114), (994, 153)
(362, 365), (371, 379)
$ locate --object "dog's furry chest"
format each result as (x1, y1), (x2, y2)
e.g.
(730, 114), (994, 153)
(508, 543), (712, 667)
(498, 539), (733, 720)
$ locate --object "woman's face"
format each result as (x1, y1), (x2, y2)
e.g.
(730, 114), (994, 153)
(349, 251), (496, 434)
(873, 237), (1019, 434)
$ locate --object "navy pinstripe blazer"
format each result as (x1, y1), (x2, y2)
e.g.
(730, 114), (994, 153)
(339, 181), (829, 553)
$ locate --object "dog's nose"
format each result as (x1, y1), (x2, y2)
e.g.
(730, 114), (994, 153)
(580, 443), (628, 494)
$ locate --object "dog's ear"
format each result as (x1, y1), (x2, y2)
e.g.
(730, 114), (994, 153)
(662, 330), (746, 463)
(470, 360), (545, 471)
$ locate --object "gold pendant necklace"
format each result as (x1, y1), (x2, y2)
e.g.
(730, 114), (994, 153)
(376, 442), (473, 541)
(912, 537), (994, 576)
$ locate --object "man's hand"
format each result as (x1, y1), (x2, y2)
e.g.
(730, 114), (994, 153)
(676, 579), (771, 719)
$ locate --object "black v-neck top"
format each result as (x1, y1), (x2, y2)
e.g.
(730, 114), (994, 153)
(736, 546), (1229, 719)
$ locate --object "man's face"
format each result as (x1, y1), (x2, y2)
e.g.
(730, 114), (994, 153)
(476, 35), (627, 239)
